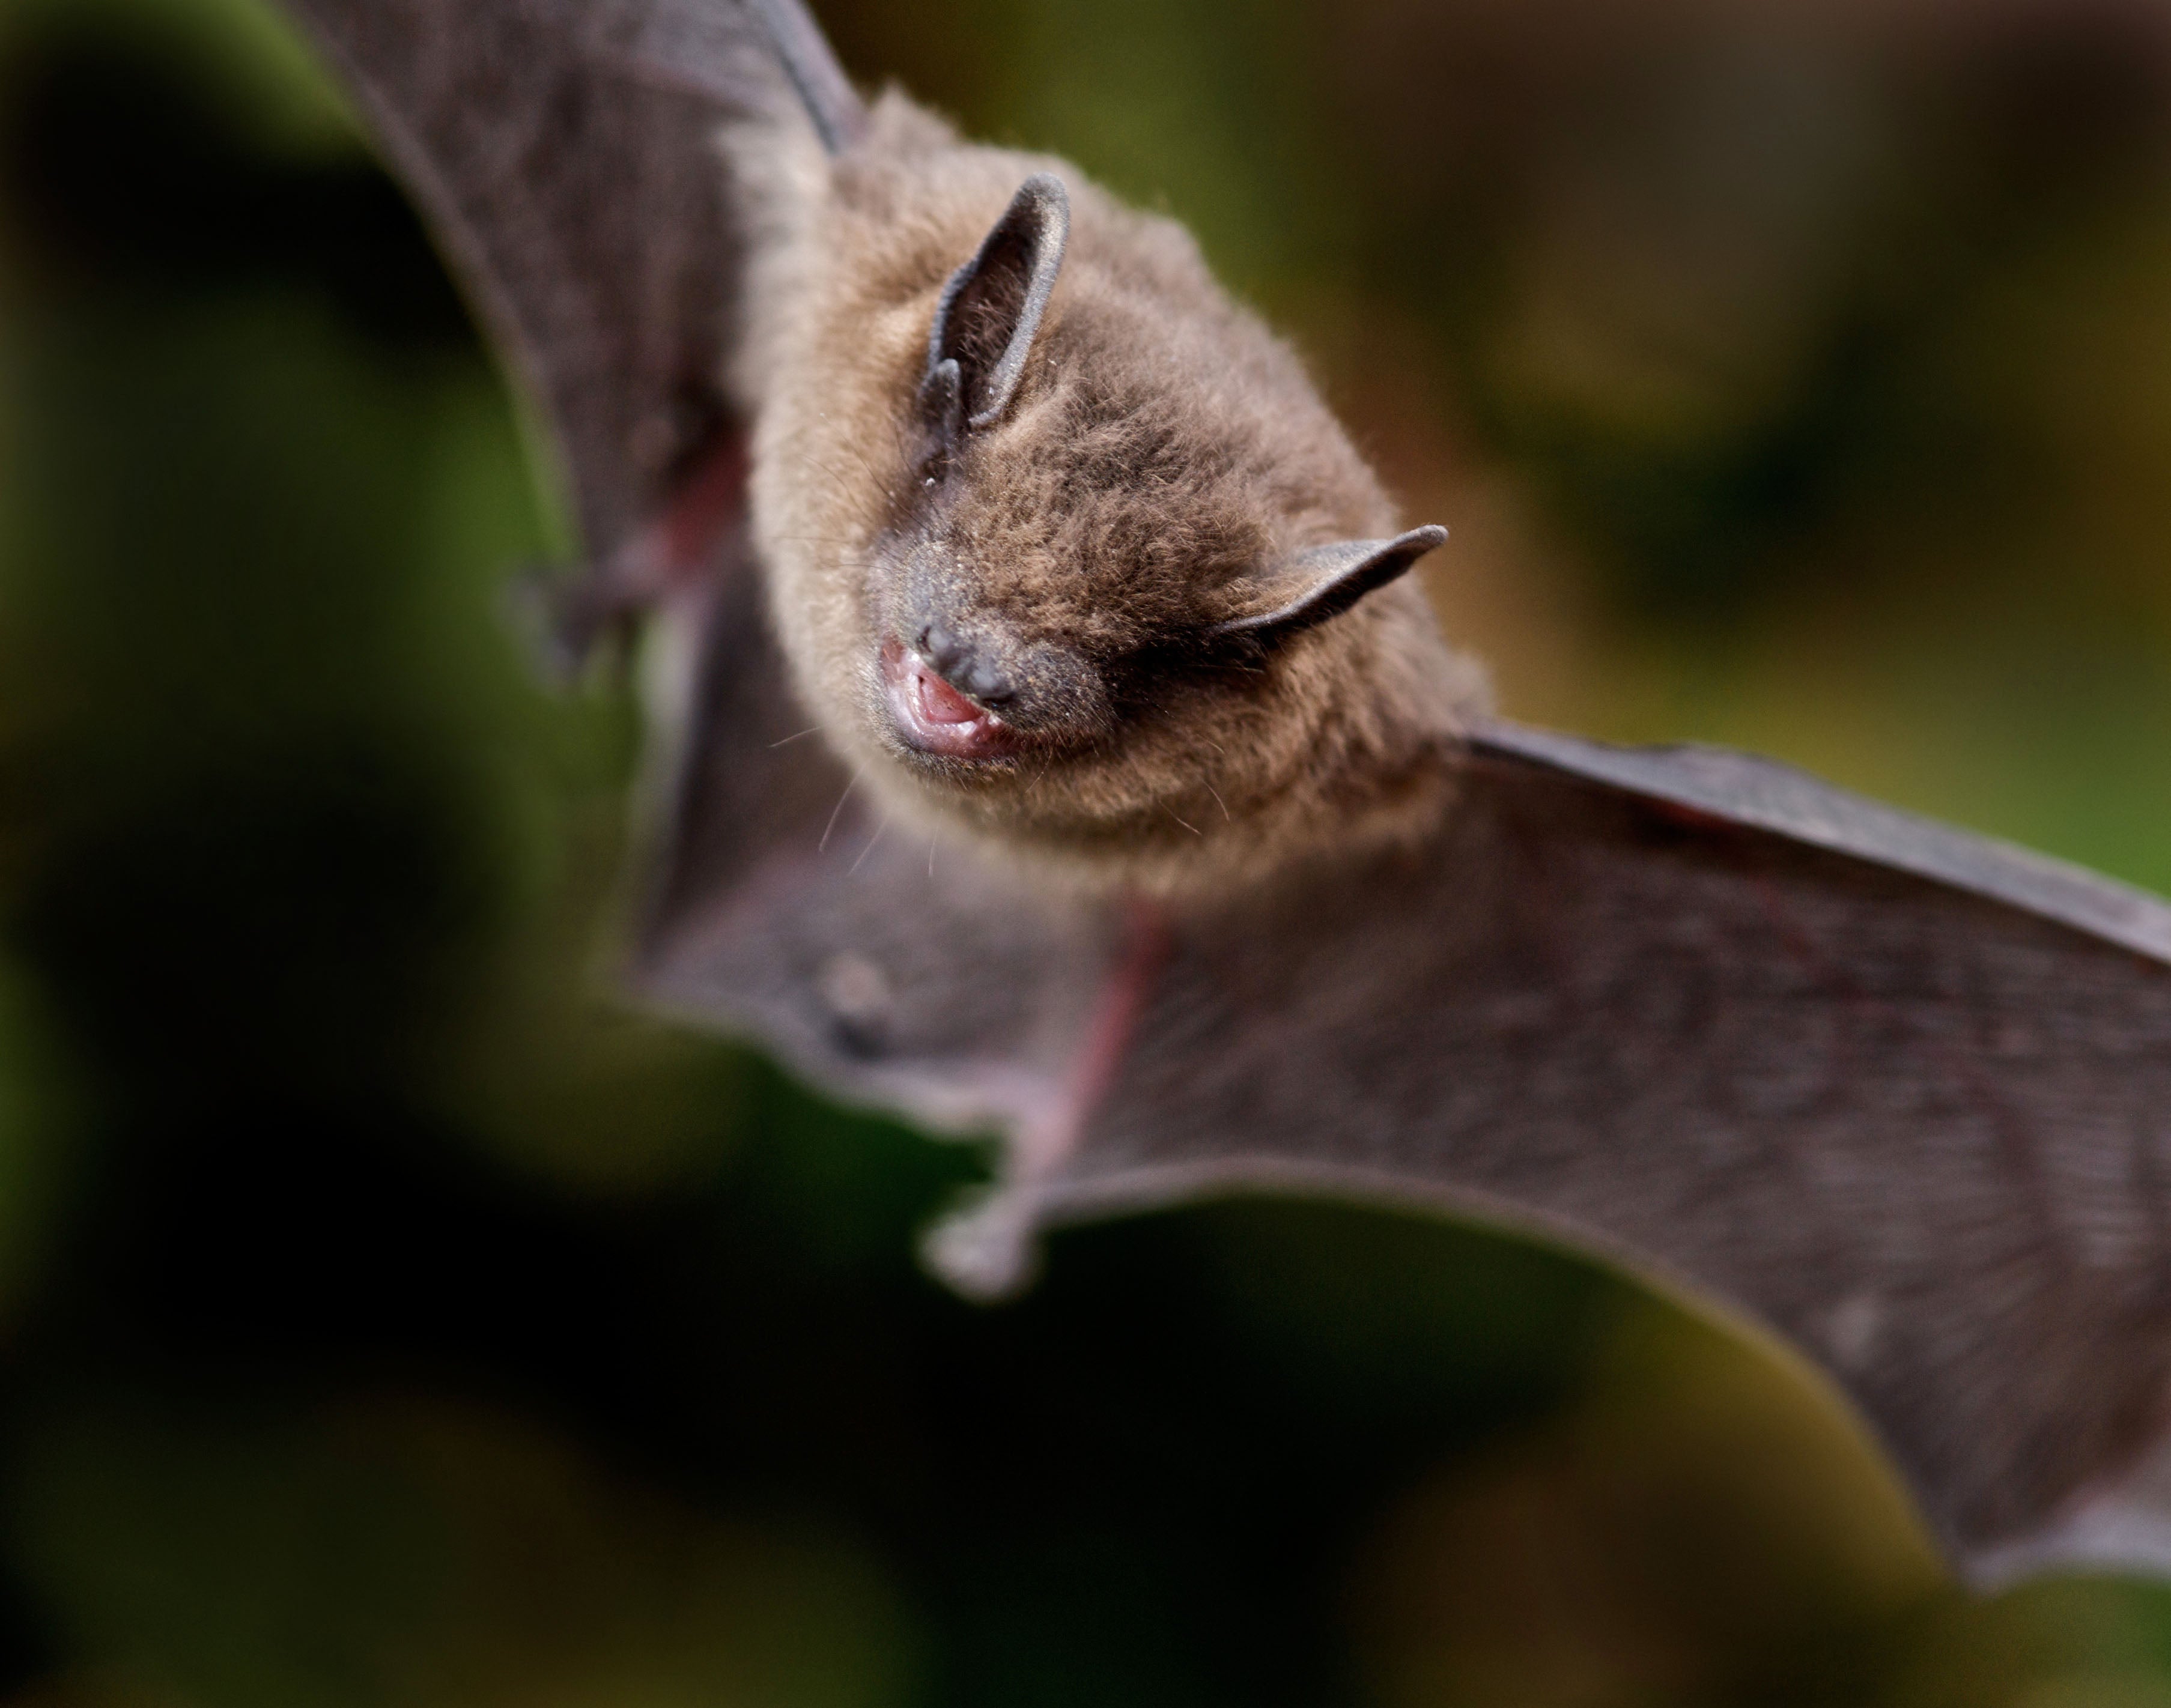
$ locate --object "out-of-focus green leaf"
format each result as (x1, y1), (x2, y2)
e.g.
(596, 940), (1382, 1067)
(9, 1398), (922, 1708)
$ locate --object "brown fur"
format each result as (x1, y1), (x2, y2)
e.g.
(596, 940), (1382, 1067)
(730, 92), (1489, 895)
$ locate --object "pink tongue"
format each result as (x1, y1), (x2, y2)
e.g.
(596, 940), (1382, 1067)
(915, 661), (984, 724)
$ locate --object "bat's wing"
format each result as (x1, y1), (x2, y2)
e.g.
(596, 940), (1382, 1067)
(630, 560), (2171, 1586)
(1013, 720), (2171, 1587)
(280, 0), (860, 565)
(273, 0), (1101, 1128)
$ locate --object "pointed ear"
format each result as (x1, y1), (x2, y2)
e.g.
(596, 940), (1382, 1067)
(919, 172), (1070, 438)
(1208, 526), (1448, 640)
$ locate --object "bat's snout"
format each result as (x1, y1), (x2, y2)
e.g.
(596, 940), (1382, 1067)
(919, 620), (1017, 708)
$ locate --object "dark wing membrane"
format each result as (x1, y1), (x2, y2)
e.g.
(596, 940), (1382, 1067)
(279, 0), (858, 560)
(630, 549), (2171, 1582)
(747, 0), (866, 152)
(631, 574), (2171, 1585)
(1478, 722), (2171, 963)
(1037, 719), (2171, 1584)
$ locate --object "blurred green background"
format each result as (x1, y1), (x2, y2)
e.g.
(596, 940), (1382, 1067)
(2, 0), (2171, 1701)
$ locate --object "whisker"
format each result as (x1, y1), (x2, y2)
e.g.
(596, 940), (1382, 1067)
(881, 410), (916, 467)
(770, 726), (822, 748)
(836, 438), (897, 501)
(791, 449), (845, 484)
(1203, 781), (1231, 822)
(1162, 803), (1203, 836)
(791, 451), (870, 505)
(928, 835), (938, 880)
(819, 771), (860, 853)
(849, 816), (890, 876)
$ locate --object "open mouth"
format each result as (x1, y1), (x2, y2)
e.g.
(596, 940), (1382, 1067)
(881, 638), (1018, 760)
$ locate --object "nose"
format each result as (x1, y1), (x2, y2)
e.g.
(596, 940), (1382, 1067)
(918, 621), (1015, 707)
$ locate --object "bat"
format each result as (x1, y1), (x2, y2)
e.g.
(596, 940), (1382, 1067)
(278, 0), (2171, 1590)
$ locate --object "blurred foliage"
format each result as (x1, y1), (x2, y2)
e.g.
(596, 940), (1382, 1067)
(1, 0), (2170, 1703)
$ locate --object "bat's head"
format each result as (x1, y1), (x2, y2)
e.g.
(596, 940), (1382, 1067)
(750, 112), (1486, 891)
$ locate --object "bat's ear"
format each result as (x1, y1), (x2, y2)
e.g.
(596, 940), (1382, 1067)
(920, 173), (1070, 441)
(1207, 526), (1448, 640)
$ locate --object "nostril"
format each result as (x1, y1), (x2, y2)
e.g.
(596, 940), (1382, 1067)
(962, 658), (1014, 705)
(912, 621), (1019, 708)
(923, 622), (965, 674)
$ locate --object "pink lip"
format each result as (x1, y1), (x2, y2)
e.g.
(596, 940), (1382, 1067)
(882, 638), (1017, 759)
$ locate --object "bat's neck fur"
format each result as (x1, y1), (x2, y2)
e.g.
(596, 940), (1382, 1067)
(730, 93), (1488, 897)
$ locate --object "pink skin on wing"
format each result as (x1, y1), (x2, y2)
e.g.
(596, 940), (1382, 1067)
(882, 638), (1018, 759)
